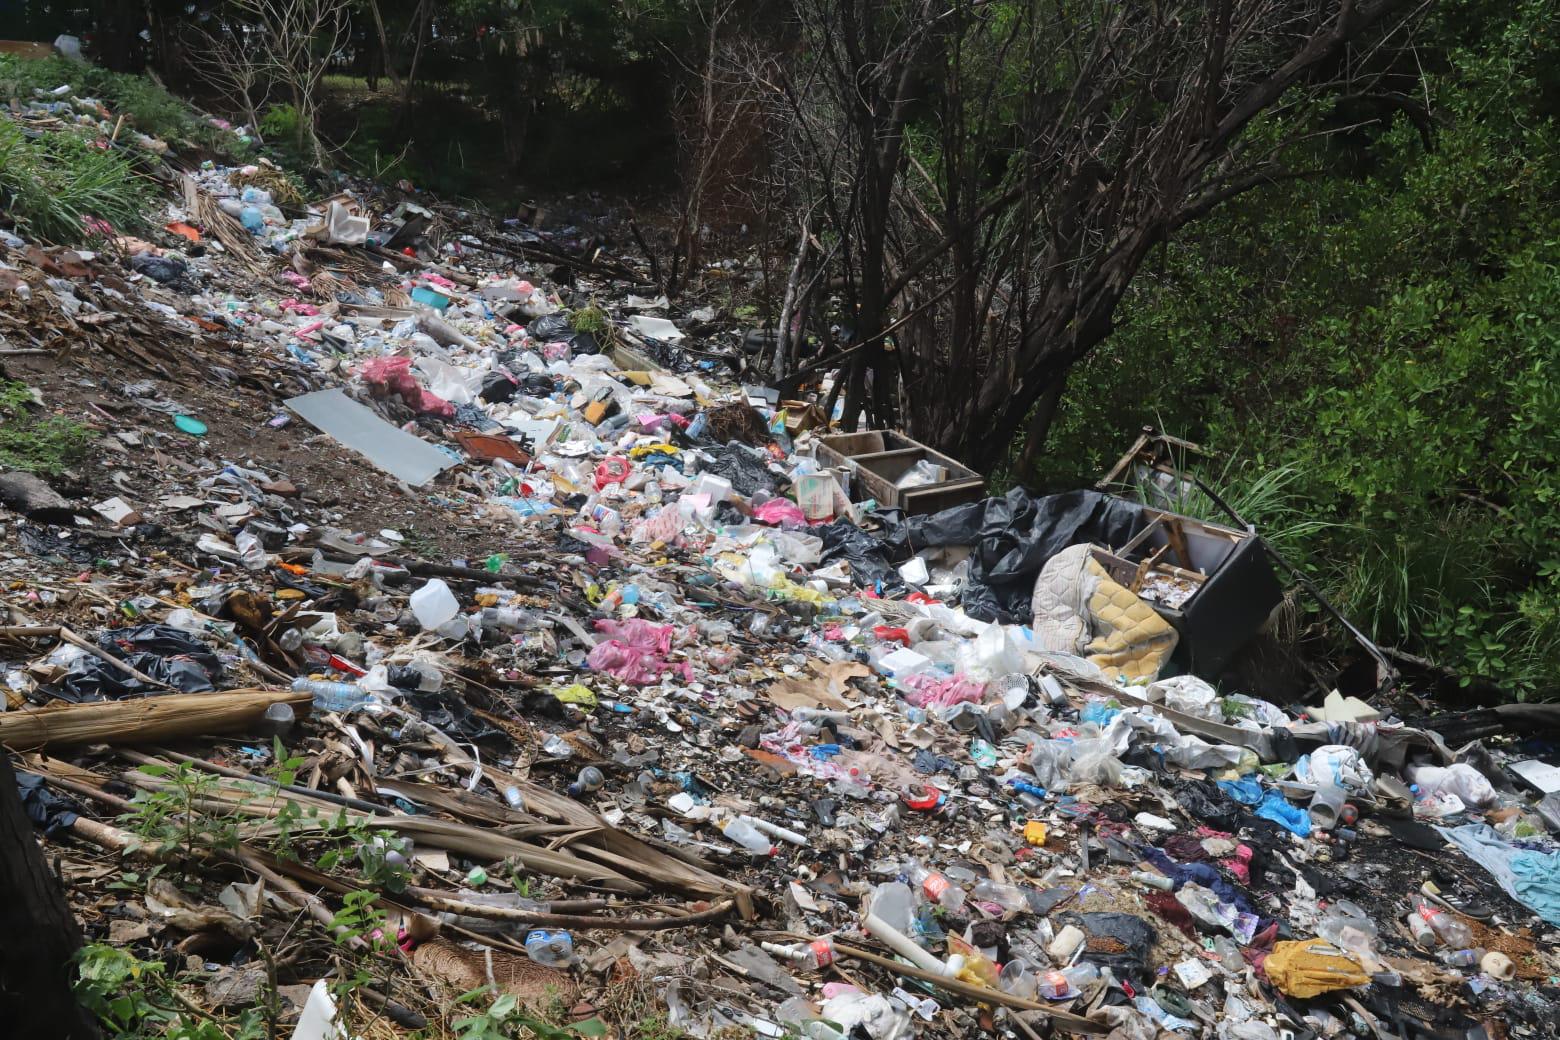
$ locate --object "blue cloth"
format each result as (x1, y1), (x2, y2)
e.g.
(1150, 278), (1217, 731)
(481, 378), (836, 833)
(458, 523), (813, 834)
(1217, 777), (1264, 806)
(1439, 823), (1560, 926)
(1255, 789), (1311, 837)
(1138, 846), (1258, 917)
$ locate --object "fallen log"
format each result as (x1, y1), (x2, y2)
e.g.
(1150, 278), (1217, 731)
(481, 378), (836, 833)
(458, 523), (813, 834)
(0, 688), (312, 750)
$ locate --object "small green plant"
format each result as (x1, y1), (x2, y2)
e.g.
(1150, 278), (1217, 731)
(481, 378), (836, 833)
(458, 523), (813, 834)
(327, 889), (387, 947)
(452, 989), (607, 1040)
(315, 809), (414, 893)
(119, 762), (242, 858)
(75, 944), (265, 1039)
(568, 304), (613, 343)
(0, 380), (91, 476)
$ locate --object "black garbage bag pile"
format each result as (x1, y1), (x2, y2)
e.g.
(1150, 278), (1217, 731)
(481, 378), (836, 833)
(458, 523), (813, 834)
(53, 624), (223, 701)
(886, 488), (1145, 623)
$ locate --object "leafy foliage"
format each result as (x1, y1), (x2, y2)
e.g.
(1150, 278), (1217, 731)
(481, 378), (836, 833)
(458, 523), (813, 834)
(1036, 0), (1560, 697)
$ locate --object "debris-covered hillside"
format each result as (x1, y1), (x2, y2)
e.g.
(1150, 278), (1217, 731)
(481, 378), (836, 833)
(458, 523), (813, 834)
(1, 54), (1559, 1040)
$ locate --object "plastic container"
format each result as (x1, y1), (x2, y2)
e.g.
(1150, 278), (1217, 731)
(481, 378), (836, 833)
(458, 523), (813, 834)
(1309, 782), (1348, 830)
(291, 677), (371, 713)
(524, 929), (573, 966)
(257, 701), (296, 737)
(1438, 948), (1486, 968)
(409, 578), (460, 630)
(904, 860), (966, 910)
(1404, 911), (1437, 948)
(721, 817), (775, 855)
(1038, 963), (1099, 1000)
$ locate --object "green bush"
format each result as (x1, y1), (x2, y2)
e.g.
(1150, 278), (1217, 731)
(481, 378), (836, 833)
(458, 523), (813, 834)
(0, 54), (245, 159)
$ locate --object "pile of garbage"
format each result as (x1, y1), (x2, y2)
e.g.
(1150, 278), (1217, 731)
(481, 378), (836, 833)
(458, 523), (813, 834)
(2, 69), (1558, 1040)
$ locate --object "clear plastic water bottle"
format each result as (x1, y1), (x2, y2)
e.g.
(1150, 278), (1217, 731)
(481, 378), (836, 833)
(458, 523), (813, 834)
(721, 817), (775, 855)
(291, 677), (371, 712)
(903, 859), (966, 910)
(524, 929), (573, 966)
(971, 878), (1029, 912)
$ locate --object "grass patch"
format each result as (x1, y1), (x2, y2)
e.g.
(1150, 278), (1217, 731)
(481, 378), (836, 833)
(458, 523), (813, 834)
(0, 55), (248, 159)
(0, 119), (156, 244)
(569, 304), (614, 343)
(0, 381), (91, 476)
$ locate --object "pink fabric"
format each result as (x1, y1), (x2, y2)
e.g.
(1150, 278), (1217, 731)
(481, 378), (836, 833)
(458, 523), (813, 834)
(900, 673), (985, 708)
(359, 356), (455, 417)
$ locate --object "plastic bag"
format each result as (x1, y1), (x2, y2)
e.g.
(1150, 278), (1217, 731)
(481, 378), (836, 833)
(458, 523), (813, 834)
(885, 488), (1144, 623)
(1408, 762), (1498, 807)
(1297, 745), (1373, 791)
(1147, 674), (1220, 721)
(359, 356), (454, 417)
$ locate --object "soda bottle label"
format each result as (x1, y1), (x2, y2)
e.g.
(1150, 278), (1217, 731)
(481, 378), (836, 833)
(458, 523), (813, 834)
(808, 939), (834, 967)
(923, 874), (951, 901)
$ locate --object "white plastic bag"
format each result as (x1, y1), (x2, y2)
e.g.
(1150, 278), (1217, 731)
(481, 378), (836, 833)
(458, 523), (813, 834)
(1408, 762), (1497, 807)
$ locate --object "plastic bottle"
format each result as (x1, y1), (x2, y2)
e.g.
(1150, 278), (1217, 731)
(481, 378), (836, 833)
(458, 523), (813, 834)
(904, 860), (966, 910)
(503, 786), (527, 811)
(291, 677), (371, 712)
(1130, 871), (1174, 891)
(971, 878), (1029, 912)
(480, 607), (537, 632)
(524, 929), (573, 966)
(567, 766), (605, 798)
(1414, 898), (1474, 948)
(1438, 948), (1486, 968)
(763, 938), (837, 970)
(1404, 911), (1437, 948)
(721, 817), (775, 855)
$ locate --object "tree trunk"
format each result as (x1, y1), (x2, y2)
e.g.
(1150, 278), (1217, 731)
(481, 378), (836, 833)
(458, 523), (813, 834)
(1015, 369), (1068, 478)
(0, 756), (100, 1039)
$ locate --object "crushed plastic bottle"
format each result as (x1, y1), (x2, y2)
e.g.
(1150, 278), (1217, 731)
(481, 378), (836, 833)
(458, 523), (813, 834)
(971, 878), (1029, 912)
(721, 817), (775, 855)
(525, 929), (573, 965)
(1414, 897), (1474, 948)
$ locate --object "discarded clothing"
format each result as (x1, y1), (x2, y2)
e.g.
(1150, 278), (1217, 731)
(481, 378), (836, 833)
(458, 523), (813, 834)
(1438, 823), (1560, 926)
(1263, 940), (1369, 998)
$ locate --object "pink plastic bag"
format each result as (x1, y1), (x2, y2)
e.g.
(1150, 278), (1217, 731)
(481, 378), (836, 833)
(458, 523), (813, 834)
(900, 673), (985, 708)
(753, 498), (807, 526)
(593, 618), (673, 652)
(359, 356), (454, 418)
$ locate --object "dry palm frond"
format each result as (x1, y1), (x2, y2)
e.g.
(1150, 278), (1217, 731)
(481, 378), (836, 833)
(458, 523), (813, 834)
(183, 175), (268, 275)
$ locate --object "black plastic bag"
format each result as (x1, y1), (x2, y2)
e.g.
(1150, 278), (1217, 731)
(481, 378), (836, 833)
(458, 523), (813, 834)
(57, 624), (222, 700)
(817, 518), (903, 592)
(479, 372), (519, 403)
(15, 771), (80, 837)
(527, 313), (573, 341)
(1059, 911), (1157, 978)
(890, 488), (1145, 623)
(1170, 777), (1241, 834)
(700, 442), (777, 496)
